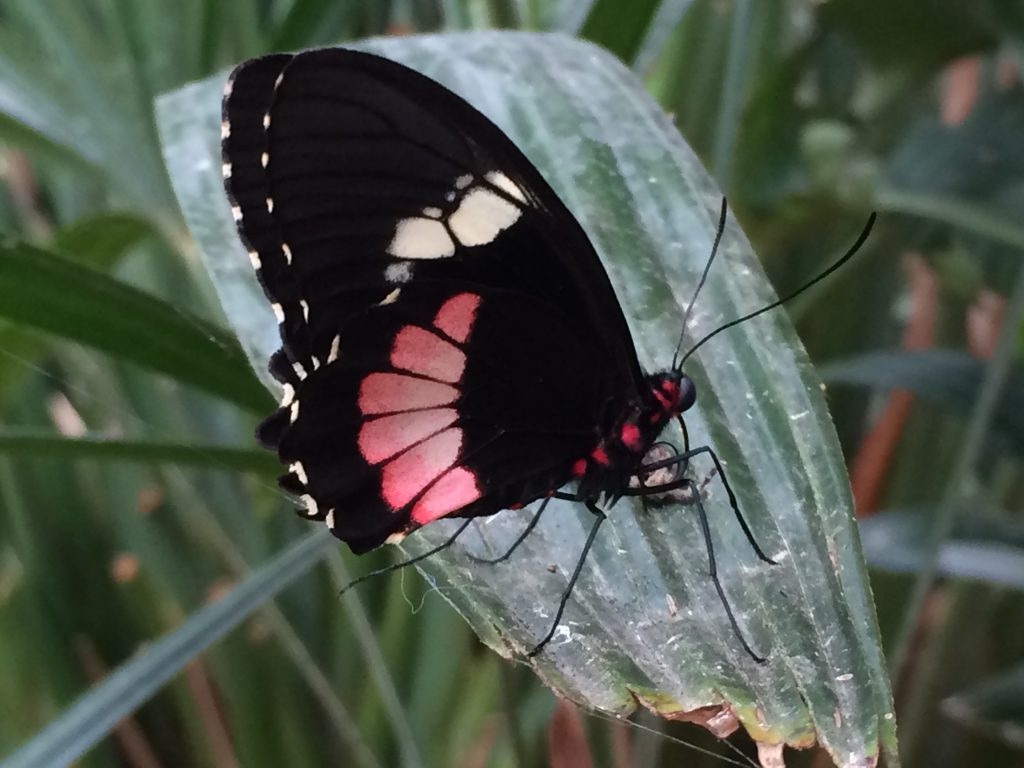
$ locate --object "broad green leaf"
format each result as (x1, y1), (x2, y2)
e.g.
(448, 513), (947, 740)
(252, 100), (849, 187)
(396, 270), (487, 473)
(158, 32), (898, 766)
(0, 242), (272, 414)
(0, 531), (351, 768)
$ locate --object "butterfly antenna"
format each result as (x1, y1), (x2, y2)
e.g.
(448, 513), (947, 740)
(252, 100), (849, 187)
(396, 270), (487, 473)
(672, 197), (729, 371)
(677, 212), (877, 370)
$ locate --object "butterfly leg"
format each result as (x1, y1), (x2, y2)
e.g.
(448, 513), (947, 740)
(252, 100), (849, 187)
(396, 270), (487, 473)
(468, 496), (551, 565)
(527, 503), (606, 658)
(682, 445), (776, 565)
(623, 445), (776, 566)
(339, 518), (475, 597)
(687, 479), (768, 664)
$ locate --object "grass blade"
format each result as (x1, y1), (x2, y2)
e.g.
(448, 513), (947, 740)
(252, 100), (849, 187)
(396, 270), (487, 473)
(0, 430), (277, 474)
(0, 241), (272, 413)
(0, 530), (346, 768)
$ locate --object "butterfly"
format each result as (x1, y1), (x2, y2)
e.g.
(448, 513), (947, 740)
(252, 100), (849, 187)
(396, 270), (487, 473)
(221, 47), (874, 660)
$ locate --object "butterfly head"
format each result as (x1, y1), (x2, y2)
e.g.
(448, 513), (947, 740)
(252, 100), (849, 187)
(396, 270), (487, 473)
(647, 370), (696, 419)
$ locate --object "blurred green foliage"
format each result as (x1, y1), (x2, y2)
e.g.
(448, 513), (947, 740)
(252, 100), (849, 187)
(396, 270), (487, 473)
(0, 1), (1021, 767)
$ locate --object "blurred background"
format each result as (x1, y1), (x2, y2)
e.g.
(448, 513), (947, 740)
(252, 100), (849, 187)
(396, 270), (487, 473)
(0, 1), (1021, 766)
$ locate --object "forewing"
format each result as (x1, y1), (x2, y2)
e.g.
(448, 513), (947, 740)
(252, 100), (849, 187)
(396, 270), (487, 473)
(222, 47), (642, 389)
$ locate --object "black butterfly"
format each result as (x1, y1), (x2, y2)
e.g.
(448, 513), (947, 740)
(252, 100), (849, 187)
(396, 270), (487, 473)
(221, 47), (873, 660)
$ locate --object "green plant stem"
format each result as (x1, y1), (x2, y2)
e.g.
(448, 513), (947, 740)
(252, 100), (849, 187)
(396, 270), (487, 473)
(889, 266), (1024, 676)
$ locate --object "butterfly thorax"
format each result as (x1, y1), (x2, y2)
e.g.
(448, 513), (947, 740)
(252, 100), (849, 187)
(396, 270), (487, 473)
(572, 370), (696, 501)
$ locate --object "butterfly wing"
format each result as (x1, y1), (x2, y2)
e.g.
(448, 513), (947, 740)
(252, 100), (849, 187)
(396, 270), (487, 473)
(222, 48), (643, 551)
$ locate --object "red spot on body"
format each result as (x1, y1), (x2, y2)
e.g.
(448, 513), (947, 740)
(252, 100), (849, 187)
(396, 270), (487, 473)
(508, 502), (524, 510)
(591, 447), (610, 466)
(410, 466), (480, 524)
(433, 293), (481, 344)
(653, 379), (681, 412)
(620, 423), (642, 450)
(381, 428), (462, 509)
(572, 458), (587, 477)
(357, 407), (457, 464)
(358, 373), (458, 415)
(391, 326), (466, 383)
(652, 388), (672, 410)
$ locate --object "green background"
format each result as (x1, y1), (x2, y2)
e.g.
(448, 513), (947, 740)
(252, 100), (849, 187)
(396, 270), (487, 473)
(0, 2), (1021, 767)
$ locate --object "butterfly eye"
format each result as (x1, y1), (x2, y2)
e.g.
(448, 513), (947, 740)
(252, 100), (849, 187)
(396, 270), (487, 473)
(677, 375), (697, 412)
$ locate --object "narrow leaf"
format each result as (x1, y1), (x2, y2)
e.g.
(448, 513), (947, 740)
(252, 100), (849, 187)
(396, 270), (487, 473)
(820, 349), (1024, 455)
(942, 663), (1024, 749)
(0, 430), (278, 475)
(579, 0), (663, 63)
(0, 531), (338, 768)
(0, 241), (273, 413)
(860, 508), (1024, 590)
(51, 213), (157, 271)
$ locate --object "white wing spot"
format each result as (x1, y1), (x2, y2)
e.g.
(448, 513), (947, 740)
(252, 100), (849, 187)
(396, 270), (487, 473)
(271, 302), (285, 323)
(266, 197), (274, 213)
(248, 250), (261, 269)
(385, 531), (407, 545)
(300, 299), (310, 321)
(485, 171), (527, 202)
(263, 112), (271, 129)
(381, 287), (401, 305)
(220, 121), (231, 139)
(455, 174), (473, 189)
(449, 186), (521, 247)
(261, 151), (269, 168)
(290, 461), (308, 485)
(423, 206), (442, 219)
(280, 382), (295, 406)
(289, 399), (300, 423)
(325, 510), (336, 529)
(293, 361), (307, 380)
(311, 355), (320, 371)
(273, 73), (284, 89)
(327, 335), (341, 363)
(222, 162), (232, 179)
(300, 494), (317, 517)
(387, 217), (455, 259)
(223, 78), (234, 97)
(445, 191), (456, 202)
(231, 205), (243, 222)
(385, 262), (413, 283)
(282, 243), (293, 265)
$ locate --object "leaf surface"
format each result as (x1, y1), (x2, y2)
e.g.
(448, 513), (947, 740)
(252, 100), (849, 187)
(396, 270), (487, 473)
(157, 31), (898, 766)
